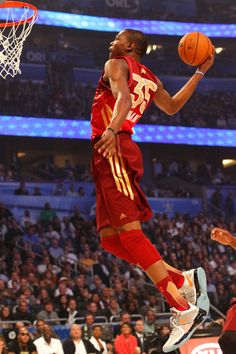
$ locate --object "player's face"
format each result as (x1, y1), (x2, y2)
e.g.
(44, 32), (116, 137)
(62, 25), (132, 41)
(109, 31), (130, 58)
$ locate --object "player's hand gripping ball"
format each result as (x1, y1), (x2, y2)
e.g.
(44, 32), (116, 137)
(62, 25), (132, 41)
(178, 32), (213, 66)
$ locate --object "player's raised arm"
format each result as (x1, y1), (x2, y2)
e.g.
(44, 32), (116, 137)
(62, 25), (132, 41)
(153, 50), (215, 115)
(94, 58), (131, 158)
(211, 227), (236, 250)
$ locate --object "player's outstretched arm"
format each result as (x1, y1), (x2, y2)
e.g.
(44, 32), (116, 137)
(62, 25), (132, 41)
(94, 59), (131, 158)
(211, 227), (236, 250)
(153, 50), (215, 115)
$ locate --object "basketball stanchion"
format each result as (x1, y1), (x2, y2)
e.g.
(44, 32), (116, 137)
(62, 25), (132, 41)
(0, 1), (38, 79)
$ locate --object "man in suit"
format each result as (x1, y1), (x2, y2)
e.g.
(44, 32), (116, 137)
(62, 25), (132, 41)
(134, 319), (158, 354)
(63, 324), (100, 354)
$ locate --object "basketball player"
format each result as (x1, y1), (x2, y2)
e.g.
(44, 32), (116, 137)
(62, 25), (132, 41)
(211, 227), (236, 250)
(91, 29), (214, 352)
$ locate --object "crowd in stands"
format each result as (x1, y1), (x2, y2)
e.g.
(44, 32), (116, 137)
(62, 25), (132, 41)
(0, 201), (234, 323)
(1, 77), (236, 130)
(31, 0), (236, 23)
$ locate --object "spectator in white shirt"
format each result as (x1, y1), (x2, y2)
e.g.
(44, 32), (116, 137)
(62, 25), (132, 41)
(34, 324), (64, 354)
(90, 325), (109, 354)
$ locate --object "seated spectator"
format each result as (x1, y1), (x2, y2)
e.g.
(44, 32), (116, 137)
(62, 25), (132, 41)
(134, 319), (158, 354)
(20, 210), (37, 228)
(34, 324), (64, 354)
(8, 326), (37, 354)
(0, 306), (13, 328)
(66, 183), (78, 196)
(114, 322), (139, 354)
(144, 310), (158, 335)
(33, 319), (46, 340)
(37, 300), (60, 325)
(0, 334), (7, 354)
(49, 238), (64, 261)
(90, 325), (110, 354)
(66, 298), (80, 326)
(46, 224), (60, 241)
(39, 202), (57, 226)
(12, 300), (34, 324)
(32, 186), (42, 196)
(54, 279), (74, 298)
(63, 324), (100, 354)
(14, 182), (29, 196)
(81, 313), (95, 340)
(0, 203), (13, 220)
(113, 311), (134, 338)
(52, 182), (66, 196)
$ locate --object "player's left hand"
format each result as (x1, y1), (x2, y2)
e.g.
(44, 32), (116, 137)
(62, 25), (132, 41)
(94, 128), (116, 158)
(211, 227), (232, 246)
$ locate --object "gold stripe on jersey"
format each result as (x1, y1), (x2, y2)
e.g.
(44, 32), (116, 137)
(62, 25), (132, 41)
(109, 156), (122, 194)
(101, 107), (109, 127)
(114, 155), (129, 197)
(119, 156), (134, 200)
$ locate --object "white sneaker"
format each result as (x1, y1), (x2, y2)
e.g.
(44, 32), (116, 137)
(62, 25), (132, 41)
(162, 303), (207, 353)
(180, 267), (210, 314)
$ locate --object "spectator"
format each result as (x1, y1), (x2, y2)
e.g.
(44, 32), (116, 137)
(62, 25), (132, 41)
(32, 186), (42, 196)
(37, 300), (60, 325)
(67, 298), (79, 326)
(114, 323), (139, 354)
(144, 310), (158, 335)
(14, 182), (29, 196)
(39, 202), (57, 226)
(113, 311), (133, 338)
(33, 319), (46, 340)
(0, 203), (13, 220)
(134, 319), (155, 354)
(81, 313), (95, 340)
(34, 324), (64, 354)
(0, 335), (7, 354)
(8, 326), (37, 354)
(0, 306), (13, 328)
(12, 300), (34, 323)
(63, 324), (100, 354)
(89, 325), (109, 354)
(49, 239), (64, 261)
(20, 210), (37, 228)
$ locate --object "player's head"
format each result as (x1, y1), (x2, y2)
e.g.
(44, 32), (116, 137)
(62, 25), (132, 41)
(109, 29), (148, 59)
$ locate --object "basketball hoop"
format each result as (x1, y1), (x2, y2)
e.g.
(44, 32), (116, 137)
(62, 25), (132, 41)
(0, 1), (38, 79)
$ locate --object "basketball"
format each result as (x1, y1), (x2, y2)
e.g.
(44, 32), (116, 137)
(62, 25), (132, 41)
(178, 32), (213, 66)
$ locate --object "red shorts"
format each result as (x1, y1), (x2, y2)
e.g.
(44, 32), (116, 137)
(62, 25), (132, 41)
(91, 132), (153, 231)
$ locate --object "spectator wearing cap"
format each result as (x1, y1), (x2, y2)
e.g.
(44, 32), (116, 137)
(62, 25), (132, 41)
(37, 301), (60, 325)
(34, 324), (64, 354)
(8, 326), (37, 354)
(63, 324), (100, 354)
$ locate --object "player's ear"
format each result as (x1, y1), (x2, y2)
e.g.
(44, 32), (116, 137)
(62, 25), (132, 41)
(127, 41), (135, 52)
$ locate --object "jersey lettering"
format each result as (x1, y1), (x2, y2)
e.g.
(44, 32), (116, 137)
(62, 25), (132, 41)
(130, 73), (157, 115)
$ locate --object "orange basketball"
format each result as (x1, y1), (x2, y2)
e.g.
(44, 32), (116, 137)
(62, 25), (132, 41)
(178, 32), (213, 66)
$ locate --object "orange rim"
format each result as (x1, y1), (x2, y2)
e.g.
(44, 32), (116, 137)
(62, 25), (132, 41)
(0, 1), (38, 28)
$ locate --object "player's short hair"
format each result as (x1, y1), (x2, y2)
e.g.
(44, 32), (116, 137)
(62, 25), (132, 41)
(124, 29), (148, 57)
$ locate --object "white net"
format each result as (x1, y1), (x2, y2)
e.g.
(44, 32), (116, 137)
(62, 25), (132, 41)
(0, 4), (37, 79)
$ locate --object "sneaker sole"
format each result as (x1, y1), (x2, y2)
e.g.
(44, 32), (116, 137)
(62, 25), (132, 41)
(163, 308), (207, 353)
(195, 267), (210, 315)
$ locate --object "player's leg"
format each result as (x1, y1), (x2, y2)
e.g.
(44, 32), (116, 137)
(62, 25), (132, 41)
(100, 225), (137, 264)
(118, 220), (190, 311)
(118, 220), (208, 353)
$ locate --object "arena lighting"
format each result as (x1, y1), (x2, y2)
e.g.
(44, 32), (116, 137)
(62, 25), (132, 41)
(1, 116), (236, 147)
(215, 47), (224, 54)
(0, 9), (236, 37)
(222, 159), (236, 167)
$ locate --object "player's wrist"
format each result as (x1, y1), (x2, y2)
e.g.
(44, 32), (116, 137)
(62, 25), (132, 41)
(107, 127), (116, 136)
(195, 69), (205, 77)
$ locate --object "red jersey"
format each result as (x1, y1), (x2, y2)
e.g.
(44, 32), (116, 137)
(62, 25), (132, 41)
(223, 303), (236, 331)
(91, 56), (158, 139)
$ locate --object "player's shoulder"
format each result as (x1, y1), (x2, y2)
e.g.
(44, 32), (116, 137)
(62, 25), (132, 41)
(104, 57), (129, 70)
